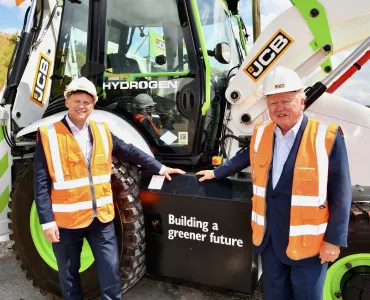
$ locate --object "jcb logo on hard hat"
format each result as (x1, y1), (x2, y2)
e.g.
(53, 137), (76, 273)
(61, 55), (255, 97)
(243, 29), (293, 82)
(30, 53), (51, 107)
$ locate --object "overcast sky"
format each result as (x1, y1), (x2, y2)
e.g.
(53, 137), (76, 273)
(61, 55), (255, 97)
(0, 0), (369, 105)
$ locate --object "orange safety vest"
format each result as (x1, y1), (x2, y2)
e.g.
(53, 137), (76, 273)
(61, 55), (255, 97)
(133, 113), (161, 135)
(39, 120), (114, 229)
(249, 118), (337, 260)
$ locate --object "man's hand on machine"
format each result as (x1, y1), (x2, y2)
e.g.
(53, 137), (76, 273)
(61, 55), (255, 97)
(196, 170), (215, 182)
(162, 167), (186, 181)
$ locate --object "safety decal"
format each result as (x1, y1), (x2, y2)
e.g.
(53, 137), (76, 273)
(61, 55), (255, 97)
(243, 29), (294, 82)
(30, 52), (52, 107)
(160, 131), (178, 145)
(178, 132), (188, 145)
(156, 37), (166, 52)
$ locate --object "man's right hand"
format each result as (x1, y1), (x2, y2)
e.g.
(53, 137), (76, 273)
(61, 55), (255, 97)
(43, 226), (60, 243)
(196, 170), (215, 182)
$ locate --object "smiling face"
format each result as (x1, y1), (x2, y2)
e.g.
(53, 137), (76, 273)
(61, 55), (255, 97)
(267, 90), (305, 135)
(65, 92), (95, 128)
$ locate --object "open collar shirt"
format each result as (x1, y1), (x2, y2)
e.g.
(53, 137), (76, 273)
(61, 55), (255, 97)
(272, 113), (303, 189)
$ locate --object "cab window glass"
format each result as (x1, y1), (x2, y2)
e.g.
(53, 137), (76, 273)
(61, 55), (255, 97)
(50, 0), (89, 99)
(98, 0), (199, 155)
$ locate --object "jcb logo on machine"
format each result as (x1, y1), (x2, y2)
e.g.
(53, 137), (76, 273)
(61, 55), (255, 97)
(30, 53), (51, 107)
(244, 29), (293, 82)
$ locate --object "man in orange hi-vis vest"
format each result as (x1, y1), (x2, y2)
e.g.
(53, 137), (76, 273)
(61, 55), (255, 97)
(132, 93), (163, 145)
(196, 66), (351, 300)
(34, 77), (185, 300)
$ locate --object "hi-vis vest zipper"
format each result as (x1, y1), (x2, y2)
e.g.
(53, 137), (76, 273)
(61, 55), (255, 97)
(249, 118), (337, 260)
(39, 120), (114, 229)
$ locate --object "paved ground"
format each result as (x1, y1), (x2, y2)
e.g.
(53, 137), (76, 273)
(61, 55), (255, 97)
(0, 241), (263, 300)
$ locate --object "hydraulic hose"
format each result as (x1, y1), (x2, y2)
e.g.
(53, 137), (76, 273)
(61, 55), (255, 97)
(4, 33), (33, 105)
(3, 0), (37, 105)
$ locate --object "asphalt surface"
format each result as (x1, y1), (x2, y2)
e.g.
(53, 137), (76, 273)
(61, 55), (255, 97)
(0, 241), (263, 300)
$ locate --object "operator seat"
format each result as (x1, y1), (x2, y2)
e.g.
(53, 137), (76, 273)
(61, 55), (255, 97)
(107, 53), (141, 73)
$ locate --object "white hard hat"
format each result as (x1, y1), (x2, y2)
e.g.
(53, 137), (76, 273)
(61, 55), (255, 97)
(133, 94), (156, 108)
(64, 77), (98, 103)
(262, 66), (305, 96)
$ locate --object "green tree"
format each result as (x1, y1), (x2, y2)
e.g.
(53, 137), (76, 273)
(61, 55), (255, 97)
(0, 35), (16, 90)
(10, 34), (18, 44)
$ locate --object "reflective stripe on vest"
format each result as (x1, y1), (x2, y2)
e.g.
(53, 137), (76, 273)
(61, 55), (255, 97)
(52, 196), (113, 212)
(249, 121), (274, 246)
(249, 118), (337, 259)
(39, 120), (114, 229)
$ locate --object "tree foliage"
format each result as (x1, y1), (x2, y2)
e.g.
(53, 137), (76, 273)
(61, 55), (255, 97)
(0, 34), (16, 91)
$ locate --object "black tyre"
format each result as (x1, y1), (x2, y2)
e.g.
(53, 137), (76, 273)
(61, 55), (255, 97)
(8, 157), (145, 299)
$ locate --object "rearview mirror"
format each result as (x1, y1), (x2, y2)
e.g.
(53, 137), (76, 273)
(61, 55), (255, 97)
(207, 42), (230, 64)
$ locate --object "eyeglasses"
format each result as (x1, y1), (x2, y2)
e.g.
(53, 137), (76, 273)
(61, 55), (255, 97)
(71, 100), (94, 107)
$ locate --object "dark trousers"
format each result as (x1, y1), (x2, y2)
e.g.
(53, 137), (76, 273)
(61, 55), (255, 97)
(52, 218), (121, 300)
(261, 239), (328, 300)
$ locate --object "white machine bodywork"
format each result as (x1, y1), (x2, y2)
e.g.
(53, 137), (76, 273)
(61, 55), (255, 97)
(16, 110), (154, 157)
(11, 0), (61, 128)
(0, 106), (12, 239)
(226, 1), (370, 105)
(224, 0), (370, 186)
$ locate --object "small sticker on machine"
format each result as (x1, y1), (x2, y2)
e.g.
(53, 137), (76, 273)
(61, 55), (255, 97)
(160, 131), (177, 145)
(178, 132), (188, 145)
(148, 175), (165, 190)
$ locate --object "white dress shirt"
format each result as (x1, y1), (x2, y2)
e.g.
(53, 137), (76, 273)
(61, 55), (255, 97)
(272, 114), (303, 189)
(66, 114), (92, 162)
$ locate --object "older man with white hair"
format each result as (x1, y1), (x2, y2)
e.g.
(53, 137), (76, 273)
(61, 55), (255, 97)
(196, 66), (352, 300)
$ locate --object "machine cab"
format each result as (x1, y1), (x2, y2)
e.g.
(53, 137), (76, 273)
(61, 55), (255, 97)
(50, 0), (246, 166)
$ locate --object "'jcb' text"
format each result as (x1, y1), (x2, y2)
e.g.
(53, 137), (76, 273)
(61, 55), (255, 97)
(244, 29), (293, 82)
(31, 53), (51, 107)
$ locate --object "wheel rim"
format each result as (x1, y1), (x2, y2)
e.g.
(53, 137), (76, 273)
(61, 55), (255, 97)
(30, 201), (95, 272)
(324, 253), (370, 300)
